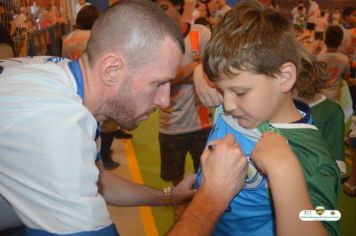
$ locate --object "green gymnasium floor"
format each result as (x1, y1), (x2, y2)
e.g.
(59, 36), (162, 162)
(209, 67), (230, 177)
(129, 111), (355, 236)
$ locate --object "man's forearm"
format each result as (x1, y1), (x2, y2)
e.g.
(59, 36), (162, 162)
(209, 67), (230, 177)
(98, 163), (166, 206)
(168, 188), (227, 236)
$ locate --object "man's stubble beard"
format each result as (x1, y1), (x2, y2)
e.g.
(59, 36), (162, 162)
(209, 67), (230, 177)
(105, 79), (138, 130)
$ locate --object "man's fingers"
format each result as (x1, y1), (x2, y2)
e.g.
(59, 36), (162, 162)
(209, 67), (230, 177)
(221, 133), (236, 146)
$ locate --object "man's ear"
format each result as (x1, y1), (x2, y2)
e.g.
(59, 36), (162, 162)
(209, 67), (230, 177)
(278, 62), (297, 93)
(99, 54), (124, 87)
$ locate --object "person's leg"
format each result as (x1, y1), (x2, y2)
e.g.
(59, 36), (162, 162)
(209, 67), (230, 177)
(159, 133), (191, 219)
(188, 128), (211, 173)
(159, 133), (188, 186)
(100, 131), (119, 169)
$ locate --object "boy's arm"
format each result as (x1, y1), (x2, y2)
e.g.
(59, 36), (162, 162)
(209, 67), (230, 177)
(168, 134), (248, 235)
(251, 132), (327, 236)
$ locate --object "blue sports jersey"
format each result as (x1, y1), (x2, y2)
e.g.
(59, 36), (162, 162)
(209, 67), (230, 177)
(195, 106), (274, 236)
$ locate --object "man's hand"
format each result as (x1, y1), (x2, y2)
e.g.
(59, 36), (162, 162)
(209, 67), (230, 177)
(200, 134), (248, 206)
(168, 134), (248, 235)
(171, 174), (196, 206)
(193, 64), (223, 107)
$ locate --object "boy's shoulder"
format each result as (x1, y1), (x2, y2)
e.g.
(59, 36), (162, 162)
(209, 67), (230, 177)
(279, 124), (337, 165)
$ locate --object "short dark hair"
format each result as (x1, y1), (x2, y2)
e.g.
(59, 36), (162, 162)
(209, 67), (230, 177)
(172, 0), (185, 15)
(86, 0), (184, 69)
(194, 17), (210, 26)
(342, 6), (356, 19)
(75, 5), (100, 30)
(151, 0), (185, 15)
(325, 25), (343, 48)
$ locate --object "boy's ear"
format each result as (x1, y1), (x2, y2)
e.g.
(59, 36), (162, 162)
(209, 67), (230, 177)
(278, 62), (297, 93)
(99, 54), (124, 87)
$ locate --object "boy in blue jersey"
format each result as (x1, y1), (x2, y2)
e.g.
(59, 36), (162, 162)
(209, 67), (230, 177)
(194, 1), (340, 235)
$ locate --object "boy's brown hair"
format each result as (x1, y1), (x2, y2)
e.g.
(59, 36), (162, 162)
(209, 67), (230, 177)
(202, 0), (300, 81)
(294, 44), (328, 99)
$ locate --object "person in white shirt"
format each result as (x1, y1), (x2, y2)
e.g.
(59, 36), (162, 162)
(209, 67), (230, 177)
(208, 0), (231, 26)
(306, 0), (320, 38)
(314, 11), (328, 42)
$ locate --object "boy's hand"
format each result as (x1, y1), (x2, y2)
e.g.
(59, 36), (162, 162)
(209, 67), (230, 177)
(250, 132), (294, 175)
(200, 134), (248, 205)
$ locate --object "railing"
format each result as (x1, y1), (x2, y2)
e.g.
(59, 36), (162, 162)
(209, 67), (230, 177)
(12, 23), (68, 57)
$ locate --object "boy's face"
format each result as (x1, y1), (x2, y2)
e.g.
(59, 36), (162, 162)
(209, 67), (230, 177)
(198, 3), (208, 17)
(345, 10), (356, 25)
(155, 0), (181, 26)
(216, 71), (284, 129)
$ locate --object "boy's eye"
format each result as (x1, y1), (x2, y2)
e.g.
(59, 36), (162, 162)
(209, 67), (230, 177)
(160, 4), (169, 11)
(232, 88), (249, 96)
(235, 91), (246, 96)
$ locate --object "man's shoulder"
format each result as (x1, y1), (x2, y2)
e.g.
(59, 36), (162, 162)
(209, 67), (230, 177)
(0, 56), (69, 68)
(1, 57), (71, 82)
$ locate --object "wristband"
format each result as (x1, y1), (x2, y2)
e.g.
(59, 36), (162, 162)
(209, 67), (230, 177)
(162, 186), (173, 207)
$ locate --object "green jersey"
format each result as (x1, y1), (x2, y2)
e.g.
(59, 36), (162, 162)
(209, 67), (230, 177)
(310, 96), (345, 173)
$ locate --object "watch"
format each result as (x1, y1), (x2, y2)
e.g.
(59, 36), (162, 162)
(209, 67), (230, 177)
(162, 186), (173, 207)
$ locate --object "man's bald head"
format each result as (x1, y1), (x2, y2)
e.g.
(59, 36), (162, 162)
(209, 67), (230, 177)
(86, 0), (184, 71)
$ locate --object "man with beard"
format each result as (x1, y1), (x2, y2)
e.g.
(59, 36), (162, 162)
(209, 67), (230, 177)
(0, 0), (248, 235)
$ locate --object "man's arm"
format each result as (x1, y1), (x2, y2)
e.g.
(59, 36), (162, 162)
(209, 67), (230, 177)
(169, 134), (248, 235)
(97, 161), (195, 207)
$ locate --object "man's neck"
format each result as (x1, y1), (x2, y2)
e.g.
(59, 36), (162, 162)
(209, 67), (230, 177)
(79, 55), (104, 121)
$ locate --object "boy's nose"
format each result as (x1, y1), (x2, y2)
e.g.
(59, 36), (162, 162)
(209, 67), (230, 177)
(223, 93), (237, 113)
